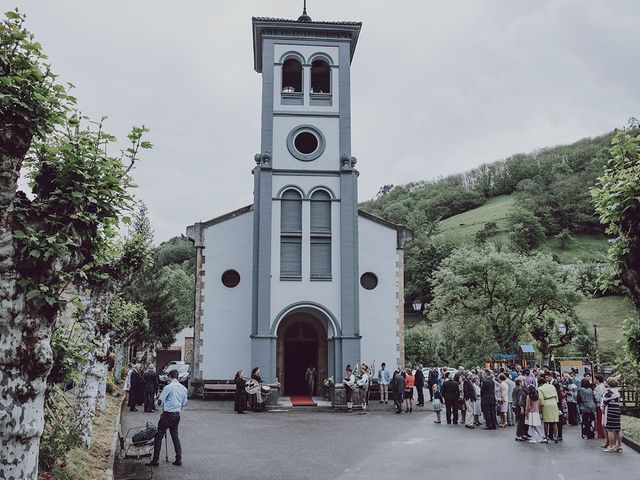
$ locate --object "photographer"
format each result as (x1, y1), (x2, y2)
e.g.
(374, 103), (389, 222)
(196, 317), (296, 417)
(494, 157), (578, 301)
(146, 368), (188, 467)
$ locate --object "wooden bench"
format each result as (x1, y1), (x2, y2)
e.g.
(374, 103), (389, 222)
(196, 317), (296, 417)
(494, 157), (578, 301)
(192, 380), (235, 400)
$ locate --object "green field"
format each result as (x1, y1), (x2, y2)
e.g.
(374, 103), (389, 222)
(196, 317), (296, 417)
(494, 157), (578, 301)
(575, 296), (638, 351)
(435, 194), (609, 265)
(436, 195), (513, 244)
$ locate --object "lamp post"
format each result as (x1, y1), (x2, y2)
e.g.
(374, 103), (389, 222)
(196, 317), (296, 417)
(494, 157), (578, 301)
(412, 299), (423, 312)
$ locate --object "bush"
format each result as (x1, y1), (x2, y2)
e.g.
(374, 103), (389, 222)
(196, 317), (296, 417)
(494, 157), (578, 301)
(106, 372), (115, 395)
(39, 391), (81, 473)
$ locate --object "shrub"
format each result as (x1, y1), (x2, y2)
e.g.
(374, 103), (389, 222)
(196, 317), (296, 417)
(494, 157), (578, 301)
(106, 372), (115, 395)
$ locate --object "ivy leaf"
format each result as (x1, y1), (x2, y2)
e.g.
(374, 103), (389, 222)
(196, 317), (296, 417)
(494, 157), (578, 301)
(26, 289), (40, 301)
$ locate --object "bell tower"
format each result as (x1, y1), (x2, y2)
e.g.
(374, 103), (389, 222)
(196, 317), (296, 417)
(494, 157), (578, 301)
(250, 11), (363, 383)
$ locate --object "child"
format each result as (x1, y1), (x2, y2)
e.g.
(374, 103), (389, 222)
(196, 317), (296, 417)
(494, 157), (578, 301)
(432, 384), (443, 424)
(525, 384), (543, 443)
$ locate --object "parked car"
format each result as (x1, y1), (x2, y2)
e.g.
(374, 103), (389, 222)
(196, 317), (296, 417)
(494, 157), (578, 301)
(159, 362), (190, 389)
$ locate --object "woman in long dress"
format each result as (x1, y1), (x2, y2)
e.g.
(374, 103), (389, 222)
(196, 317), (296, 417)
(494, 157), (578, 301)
(602, 377), (622, 452)
(234, 370), (247, 414)
(250, 367), (266, 412)
(538, 376), (559, 443)
(498, 374), (509, 427)
(525, 385), (543, 443)
(472, 376), (482, 426)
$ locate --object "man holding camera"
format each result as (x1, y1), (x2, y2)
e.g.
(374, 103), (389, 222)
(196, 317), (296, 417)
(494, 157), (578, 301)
(146, 368), (188, 467)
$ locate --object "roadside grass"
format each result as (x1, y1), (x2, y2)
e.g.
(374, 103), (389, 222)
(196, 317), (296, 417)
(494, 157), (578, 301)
(61, 394), (122, 479)
(622, 415), (640, 443)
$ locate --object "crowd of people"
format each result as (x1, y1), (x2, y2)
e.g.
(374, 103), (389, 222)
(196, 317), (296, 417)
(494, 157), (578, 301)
(123, 362), (159, 413)
(338, 361), (624, 454)
(412, 364), (624, 453)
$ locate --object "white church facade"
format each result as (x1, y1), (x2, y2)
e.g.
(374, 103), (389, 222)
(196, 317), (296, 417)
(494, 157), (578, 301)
(186, 12), (410, 395)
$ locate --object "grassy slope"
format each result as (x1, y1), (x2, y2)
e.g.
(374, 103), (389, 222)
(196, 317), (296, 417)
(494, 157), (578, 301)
(437, 195), (513, 243)
(426, 194), (633, 353)
(436, 194), (610, 264)
(574, 296), (637, 350)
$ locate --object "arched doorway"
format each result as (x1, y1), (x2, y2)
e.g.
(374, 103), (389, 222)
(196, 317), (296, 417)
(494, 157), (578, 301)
(276, 313), (327, 396)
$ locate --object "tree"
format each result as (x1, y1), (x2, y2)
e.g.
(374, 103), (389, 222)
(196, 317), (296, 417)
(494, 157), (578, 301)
(592, 125), (640, 313)
(507, 207), (546, 252)
(522, 256), (583, 364)
(0, 11), (150, 477)
(405, 325), (440, 367)
(430, 246), (582, 362)
(73, 221), (153, 448)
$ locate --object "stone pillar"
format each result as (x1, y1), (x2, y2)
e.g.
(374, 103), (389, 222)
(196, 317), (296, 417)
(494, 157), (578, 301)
(251, 154), (274, 382)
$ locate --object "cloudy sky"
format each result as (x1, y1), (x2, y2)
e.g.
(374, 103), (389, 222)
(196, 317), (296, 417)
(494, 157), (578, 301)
(13, 0), (640, 242)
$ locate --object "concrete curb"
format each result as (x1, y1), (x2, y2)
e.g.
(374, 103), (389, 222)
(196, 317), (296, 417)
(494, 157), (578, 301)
(104, 397), (124, 480)
(622, 435), (640, 454)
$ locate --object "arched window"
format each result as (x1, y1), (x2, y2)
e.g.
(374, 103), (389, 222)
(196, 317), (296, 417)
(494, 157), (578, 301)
(310, 60), (330, 94)
(280, 189), (302, 279)
(310, 190), (331, 279)
(282, 58), (302, 93)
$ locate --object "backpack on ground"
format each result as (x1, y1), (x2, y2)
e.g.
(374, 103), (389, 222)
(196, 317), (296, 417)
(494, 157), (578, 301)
(131, 422), (157, 445)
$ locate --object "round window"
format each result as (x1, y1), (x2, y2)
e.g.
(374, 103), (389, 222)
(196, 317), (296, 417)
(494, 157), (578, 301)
(360, 272), (378, 290)
(286, 125), (325, 161)
(221, 269), (240, 288)
(294, 131), (318, 154)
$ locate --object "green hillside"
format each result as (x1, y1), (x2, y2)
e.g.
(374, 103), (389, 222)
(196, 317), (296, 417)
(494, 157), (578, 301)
(574, 296), (637, 351)
(435, 194), (610, 264)
(437, 195), (513, 243)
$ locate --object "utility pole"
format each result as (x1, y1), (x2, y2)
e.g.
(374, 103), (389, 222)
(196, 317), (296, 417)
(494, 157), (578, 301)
(593, 324), (602, 373)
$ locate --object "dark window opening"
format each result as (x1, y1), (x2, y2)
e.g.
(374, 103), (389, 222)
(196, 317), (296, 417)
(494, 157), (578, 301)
(221, 269), (241, 288)
(360, 272), (378, 290)
(311, 60), (330, 93)
(282, 59), (302, 93)
(294, 132), (318, 155)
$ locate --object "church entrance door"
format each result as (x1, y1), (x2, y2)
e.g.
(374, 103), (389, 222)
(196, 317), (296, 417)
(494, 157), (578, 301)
(276, 313), (327, 396)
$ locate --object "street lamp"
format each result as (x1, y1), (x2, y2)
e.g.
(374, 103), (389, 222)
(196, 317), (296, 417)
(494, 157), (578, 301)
(557, 323), (567, 335)
(412, 299), (423, 312)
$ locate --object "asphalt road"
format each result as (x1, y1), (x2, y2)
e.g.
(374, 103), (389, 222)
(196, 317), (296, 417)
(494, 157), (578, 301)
(117, 400), (639, 480)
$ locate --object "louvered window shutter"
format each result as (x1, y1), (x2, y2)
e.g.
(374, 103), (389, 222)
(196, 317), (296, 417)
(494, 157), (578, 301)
(281, 236), (302, 277)
(310, 192), (331, 233)
(281, 190), (302, 233)
(310, 237), (331, 278)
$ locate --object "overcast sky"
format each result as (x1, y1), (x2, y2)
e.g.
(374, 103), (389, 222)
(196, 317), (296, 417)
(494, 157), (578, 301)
(13, 0), (640, 242)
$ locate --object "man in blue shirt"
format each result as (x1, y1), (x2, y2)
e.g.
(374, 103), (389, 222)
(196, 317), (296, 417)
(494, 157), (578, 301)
(146, 368), (188, 467)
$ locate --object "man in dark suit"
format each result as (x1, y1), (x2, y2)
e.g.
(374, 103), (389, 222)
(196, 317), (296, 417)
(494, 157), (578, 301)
(480, 369), (497, 429)
(143, 364), (159, 412)
(128, 364), (143, 412)
(414, 364), (425, 407)
(441, 372), (460, 424)
(392, 368), (405, 413)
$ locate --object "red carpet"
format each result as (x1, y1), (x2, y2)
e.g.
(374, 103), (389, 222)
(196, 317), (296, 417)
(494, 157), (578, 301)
(290, 396), (317, 406)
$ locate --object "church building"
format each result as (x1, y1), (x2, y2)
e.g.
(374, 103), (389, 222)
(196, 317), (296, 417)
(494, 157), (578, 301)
(186, 9), (410, 396)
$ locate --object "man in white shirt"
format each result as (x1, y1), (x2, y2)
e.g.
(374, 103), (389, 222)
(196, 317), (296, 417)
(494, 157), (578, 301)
(377, 363), (390, 404)
(146, 369), (188, 467)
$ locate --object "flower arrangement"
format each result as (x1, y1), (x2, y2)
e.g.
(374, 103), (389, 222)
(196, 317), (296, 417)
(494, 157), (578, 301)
(323, 377), (335, 387)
